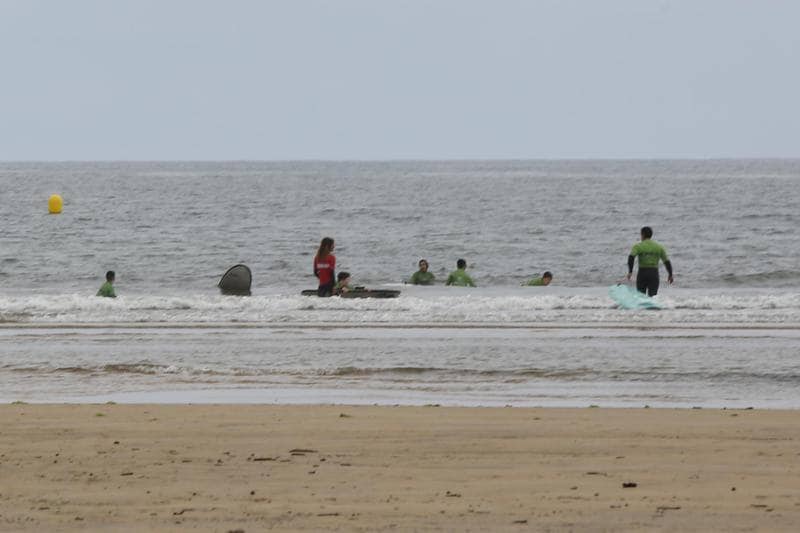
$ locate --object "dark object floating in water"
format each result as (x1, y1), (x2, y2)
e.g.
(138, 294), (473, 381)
(301, 289), (400, 299)
(219, 264), (252, 296)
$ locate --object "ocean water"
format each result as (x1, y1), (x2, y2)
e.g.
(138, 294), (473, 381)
(1, 160), (799, 406)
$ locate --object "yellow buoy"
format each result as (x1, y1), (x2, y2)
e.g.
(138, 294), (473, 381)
(48, 194), (63, 214)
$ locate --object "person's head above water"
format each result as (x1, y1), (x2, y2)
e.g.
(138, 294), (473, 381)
(337, 271), (350, 283)
(456, 258), (466, 269)
(317, 237), (335, 257)
(640, 226), (653, 240)
(542, 271), (553, 285)
(106, 270), (115, 282)
(418, 259), (429, 272)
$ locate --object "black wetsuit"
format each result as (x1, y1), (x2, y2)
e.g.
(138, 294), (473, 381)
(628, 238), (673, 297)
(636, 267), (660, 297)
(627, 253), (673, 297)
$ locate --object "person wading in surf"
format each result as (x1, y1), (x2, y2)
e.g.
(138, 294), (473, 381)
(313, 237), (336, 297)
(626, 226), (673, 296)
(446, 258), (476, 287)
(409, 259), (435, 285)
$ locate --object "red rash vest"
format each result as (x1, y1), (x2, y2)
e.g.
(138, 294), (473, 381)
(314, 254), (336, 285)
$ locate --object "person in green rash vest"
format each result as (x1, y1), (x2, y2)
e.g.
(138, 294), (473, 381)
(525, 271), (553, 286)
(409, 259), (435, 285)
(446, 258), (476, 287)
(626, 226), (674, 296)
(96, 270), (116, 298)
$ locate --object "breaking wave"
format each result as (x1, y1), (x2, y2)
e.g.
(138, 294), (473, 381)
(0, 288), (799, 326)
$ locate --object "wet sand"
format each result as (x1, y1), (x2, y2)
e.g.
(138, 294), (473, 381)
(1, 404), (798, 531)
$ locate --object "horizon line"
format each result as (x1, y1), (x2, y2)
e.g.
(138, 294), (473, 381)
(2, 156), (800, 164)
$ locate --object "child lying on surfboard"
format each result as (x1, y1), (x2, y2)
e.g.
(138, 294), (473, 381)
(334, 272), (355, 295)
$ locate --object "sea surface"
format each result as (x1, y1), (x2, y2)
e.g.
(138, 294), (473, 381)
(1, 160), (799, 407)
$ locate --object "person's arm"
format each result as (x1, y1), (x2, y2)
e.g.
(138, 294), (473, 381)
(625, 243), (638, 281)
(445, 274), (453, 286)
(661, 247), (673, 284)
(313, 257), (319, 279)
(409, 272), (419, 284)
(664, 260), (674, 284)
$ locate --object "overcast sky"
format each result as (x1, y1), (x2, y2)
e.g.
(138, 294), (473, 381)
(1, 1), (798, 160)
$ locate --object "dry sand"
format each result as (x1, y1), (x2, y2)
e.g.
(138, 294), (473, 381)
(1, 404), (798, 532)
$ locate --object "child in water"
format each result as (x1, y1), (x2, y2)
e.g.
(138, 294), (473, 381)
(313, 237), (336, 297)
(334, 271), (352, 295)
(524, 271), (553, 286)
(96, 270), (116, 298)
(409, 259), (435, 285)
(446, 259), (476, 287)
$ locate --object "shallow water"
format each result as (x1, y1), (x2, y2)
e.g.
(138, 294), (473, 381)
(2, 324), (798, 408)
(1, 160), (799, 406)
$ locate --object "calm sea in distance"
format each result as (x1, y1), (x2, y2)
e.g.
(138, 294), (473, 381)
(1, 160), (799, 407)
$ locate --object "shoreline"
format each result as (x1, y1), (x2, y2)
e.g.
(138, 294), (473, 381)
(3, 324), (799, 409)
(2, 404), (799, 531)
(3, 390), (788, 410)
(3, 321), (800, 330)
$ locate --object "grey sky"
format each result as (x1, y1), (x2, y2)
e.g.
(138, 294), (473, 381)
(1, 0), (798, 160)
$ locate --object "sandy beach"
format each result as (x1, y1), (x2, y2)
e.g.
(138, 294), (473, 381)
(1, 404), (798, 532)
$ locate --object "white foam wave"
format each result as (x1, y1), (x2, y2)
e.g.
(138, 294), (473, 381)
(2, 288), (800, 325)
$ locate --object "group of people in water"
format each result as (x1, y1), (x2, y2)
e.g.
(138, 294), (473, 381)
(311, 236), (555, 297)
(311, 237), (554, 297)
(96, 227), (672, 298)
(409, 258), (552, 289)
(310, 226), (672, 298)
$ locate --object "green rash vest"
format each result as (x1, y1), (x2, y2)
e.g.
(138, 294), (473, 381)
(630, 239), (669, 269)
(409, 270), (435, 285)
(96, 281), (116, 298)
(526, 277), (546, 286)
(446, 269), (476, 287)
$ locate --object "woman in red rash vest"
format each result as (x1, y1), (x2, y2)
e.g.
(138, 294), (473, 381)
(313, 237), (336, 297)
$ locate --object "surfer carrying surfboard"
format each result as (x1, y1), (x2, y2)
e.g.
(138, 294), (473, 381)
(626, 226), (673, 296)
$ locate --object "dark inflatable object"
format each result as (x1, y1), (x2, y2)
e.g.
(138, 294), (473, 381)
(219, 264), (252, 296)
(301, 289), (400, 299)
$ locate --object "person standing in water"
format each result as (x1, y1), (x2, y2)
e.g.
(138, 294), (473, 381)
(313, 237), (336, 297)
(96, 270), (116, 298)
(626, 226), (673, 296)
(409, 259), (435, 285)
(446, 258), (476, 287)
